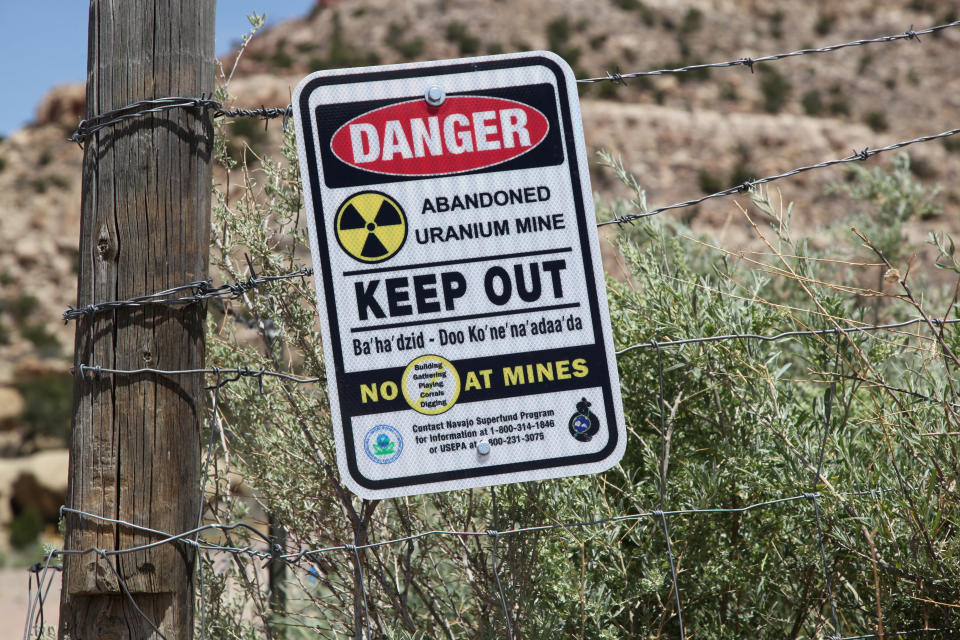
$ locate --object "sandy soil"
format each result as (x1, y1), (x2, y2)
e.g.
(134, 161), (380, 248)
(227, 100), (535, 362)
(2, 566), (60, 639)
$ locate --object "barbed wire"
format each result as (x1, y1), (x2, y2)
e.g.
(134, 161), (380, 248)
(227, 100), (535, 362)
(598, 126), (960, 226)
(27, 478), (958, 639)
(70, 363), (323, 390)
(578, 20), (960, 83)
(35, 485), (909, 562)
(616, 317), (960, 355)
(833, 629), (960, 640)
(58, 267), (958, 354)
(62, 266), (312, 321)
(68, 116), (960, 233)
(66, 19), (960, 144)
(836, 372), (960, 409)
(34, 330), (960, 638)
(65, 316), (956, 389)
(69, 97), (293, 144)
(30, 479), (956, 570)
(60, 23), (960, 234)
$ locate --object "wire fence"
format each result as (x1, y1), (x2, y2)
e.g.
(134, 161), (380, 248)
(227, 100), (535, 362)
(577, 20), (960, 83)
(61, 266), (312, 321)
(25, 14), (960, 640)
(63, 19), (960, 228)
(598, 126), (960, 226)
(28, 482), (958, 617)
(38, 306), (960, 640)
(67, 19), (960, 144)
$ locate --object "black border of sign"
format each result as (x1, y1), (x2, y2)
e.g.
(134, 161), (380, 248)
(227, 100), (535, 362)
(297, 55), (618, 491)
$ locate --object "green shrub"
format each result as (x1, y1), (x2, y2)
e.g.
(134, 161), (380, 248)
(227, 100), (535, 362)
(47, 174), (69, 190)
(230, 116), (268, 145)
(828, 96), (850, 115)
(719, 82), (739, 101)
(445, 21), (480, 55)
(801, 89), (822, 116)
(11, 294), (38, 321)
(813, 12), (834, 35)
(594, 80), (620, 100)
(15, 374), (73, 442)
(759, 66), (791, 113)
(863, 110), (889, 132)
(545, 17), (571, 49)
(699, 163), (757, 194)
(942, 136), (960, 153)
(729, 162), (756, 187)
(21, 324), (61, 356)
(829, 152), (941, 261)
(226, 116), (269, 163)
(769, 9), (785, 38)
(908, 155), (938, 180)
(545, 17), (583, 68)
(546, 16), (573, 47)
(28, 177), (48, 194)
(270, 42), (293, 69)
(310, 13), (380, 70)
(698, 169), (723, 194)
(613, 0), (657, 25)
(9, 508), (43, 549)
(198, 89), (960, 640)
(680, 8), (703, 34)
(387, 22), (425, 58)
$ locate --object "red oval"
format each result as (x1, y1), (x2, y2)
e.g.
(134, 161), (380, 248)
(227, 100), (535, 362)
(330, 96), (549, 177)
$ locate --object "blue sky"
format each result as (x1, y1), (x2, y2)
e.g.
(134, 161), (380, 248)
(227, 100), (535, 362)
(0, 2), (315, 136)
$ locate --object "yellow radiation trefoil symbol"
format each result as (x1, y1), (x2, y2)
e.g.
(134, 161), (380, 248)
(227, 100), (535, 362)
(334, 191), (407, 263)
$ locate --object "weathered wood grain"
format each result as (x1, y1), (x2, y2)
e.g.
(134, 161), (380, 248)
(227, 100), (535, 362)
(60, 1), (215, 638)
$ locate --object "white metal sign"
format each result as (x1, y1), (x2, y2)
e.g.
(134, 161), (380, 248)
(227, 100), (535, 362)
(293, 52), (625, 498)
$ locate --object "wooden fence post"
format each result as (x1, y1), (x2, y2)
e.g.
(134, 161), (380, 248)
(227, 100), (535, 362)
(59, 1), (215, 638)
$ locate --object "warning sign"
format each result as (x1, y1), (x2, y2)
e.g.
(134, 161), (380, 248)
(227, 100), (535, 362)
(293, 52), (625, 498)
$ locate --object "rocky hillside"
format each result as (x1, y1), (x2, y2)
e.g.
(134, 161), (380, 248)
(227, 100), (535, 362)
(1, 0), (959, 552)
(223, 0), (960, 267)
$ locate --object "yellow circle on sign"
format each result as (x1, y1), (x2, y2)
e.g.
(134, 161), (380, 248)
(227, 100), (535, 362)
(402, 355), (461, 415)
(335, 191), (407, 263)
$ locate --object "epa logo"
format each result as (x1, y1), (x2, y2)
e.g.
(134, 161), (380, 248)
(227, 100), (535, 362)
(364, 424), (404, 464)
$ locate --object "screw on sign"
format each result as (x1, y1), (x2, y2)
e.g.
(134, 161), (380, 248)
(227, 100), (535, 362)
(293, 52), (625, 498)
